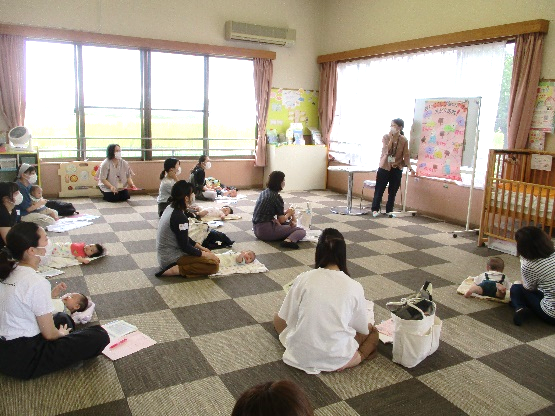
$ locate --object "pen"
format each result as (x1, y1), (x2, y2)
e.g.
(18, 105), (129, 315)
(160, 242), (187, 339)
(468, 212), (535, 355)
(109, 338), (128, 349)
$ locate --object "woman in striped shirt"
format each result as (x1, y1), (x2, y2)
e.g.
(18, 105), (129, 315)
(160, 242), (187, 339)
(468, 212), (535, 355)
(510, 226), (555, 326)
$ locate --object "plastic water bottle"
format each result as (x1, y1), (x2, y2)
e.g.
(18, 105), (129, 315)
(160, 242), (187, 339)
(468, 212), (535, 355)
(305, 202), (312, 229)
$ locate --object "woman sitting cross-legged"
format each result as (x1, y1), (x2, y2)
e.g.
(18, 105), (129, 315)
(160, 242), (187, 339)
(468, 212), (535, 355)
(511, 226), (555, 326)
(273, 228), (379, 374)
(155, 180), (220, 278)
(252, 170), (306, 249)
(0, 222), (109, 380)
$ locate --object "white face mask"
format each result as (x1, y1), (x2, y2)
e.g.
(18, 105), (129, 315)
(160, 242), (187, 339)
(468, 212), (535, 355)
(28, 174), (38, 184)
(114, 151), (122, 160)
(176, 167), (181, 175)
(35, 240), (54, 266)
(205, 162), (212, 170)
(390, 127), (398, 135)
(13, 192), (23, 205)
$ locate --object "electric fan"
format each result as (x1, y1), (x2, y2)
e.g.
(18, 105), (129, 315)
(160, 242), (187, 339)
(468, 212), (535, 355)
(8, 126), (32, 149)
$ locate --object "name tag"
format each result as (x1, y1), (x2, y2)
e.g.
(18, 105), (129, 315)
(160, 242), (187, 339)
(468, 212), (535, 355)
(387, 156), (395, 163)
(16, 210), (20, 216)
(179, 223), (189, 231)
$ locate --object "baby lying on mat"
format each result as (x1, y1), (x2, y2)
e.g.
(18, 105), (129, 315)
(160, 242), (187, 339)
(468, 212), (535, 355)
(197, 205), (233, 220)
(216, 250), (256, 267)
(52, 292), (89, 314)
(465, 257), (511, 299)
(52, 241), (105, 264)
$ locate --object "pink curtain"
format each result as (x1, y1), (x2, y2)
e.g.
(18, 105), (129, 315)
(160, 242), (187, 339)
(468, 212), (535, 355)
(507, 32), (544, 149)
(253, 58), (273, 166)
(318, 61), (337, 146)
(0, 35), (26, 130)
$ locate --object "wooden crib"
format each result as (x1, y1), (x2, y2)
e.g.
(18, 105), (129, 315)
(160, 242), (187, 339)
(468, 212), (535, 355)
(478, 149), (555, 246)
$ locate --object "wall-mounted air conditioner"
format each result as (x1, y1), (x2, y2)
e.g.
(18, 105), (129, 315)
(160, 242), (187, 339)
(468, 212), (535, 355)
(225, 21), (296, 47)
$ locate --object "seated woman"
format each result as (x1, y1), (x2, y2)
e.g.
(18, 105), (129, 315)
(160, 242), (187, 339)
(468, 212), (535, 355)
(273, 228), (378, 374)
(155, 180), (220, 278)
(15, 164), (56, 228)
(510, 226), (555, 326)
(0, 182), (22, 248)
(252, 171), (306, 249)
(157, 157), (181, 217)
(97, 144), (137, 202)
(190, 155), (217, 201)
(0, 222), (109, 380)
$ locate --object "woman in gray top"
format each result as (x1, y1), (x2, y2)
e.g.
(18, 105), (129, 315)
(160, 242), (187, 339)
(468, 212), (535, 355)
(97, 144), (137, 202)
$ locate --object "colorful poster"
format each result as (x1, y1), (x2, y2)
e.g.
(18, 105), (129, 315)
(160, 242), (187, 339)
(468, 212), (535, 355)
(416, 100), (468, 181)
(528, 129), (545, 151)
(267, 88), (319, 135)
(531, 81), (555, 133)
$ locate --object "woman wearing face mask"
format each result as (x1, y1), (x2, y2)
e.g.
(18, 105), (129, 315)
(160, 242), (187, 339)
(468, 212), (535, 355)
(155, 180), (220, 278)
(157, 158), (181, 217)
(252, 171), (306, 249)
(189, 155), (218, 201)
(15, 164), (56, 228)
(371, 118), (415, 218)
(0, 182), (22, 247)
(97, 144), (137, 202)
(0, 222), (109, 380)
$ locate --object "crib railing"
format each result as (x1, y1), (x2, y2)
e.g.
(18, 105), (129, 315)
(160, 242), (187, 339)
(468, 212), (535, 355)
(478, 149), (555, 246)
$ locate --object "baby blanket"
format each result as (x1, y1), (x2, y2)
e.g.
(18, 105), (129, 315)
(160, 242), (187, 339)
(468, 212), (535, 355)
(72, 298), (96, 324)
(211, 259), (268, 277)
(456, 276), (511, 303)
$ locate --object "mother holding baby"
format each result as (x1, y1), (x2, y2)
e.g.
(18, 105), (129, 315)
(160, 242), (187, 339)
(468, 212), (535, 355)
(0, 222), (109, 380)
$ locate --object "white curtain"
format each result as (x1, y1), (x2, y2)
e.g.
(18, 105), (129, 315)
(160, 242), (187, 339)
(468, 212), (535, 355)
(331, 42), (506, 183)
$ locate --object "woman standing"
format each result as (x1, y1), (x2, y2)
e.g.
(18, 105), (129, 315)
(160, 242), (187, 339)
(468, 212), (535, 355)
(157, 158), (181, 217)
(511, 226), (555, 326)
(273, 228), (378, 374)
(0, 222), (109, 380)
(190, 155), (217, 201)
(155, 180), (220, 278)
(371, 118), (415, 217)
(97, 144), (137, 202)
(0, 182), (22, 247)
(15, 164), (57, 228)
(252, 170), (306, 249)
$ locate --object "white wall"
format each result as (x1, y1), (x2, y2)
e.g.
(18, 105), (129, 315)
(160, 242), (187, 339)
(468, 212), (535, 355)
(0, 0), (323, 90)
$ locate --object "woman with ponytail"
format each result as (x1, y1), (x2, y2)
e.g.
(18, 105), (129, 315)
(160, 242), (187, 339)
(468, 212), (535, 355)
(371, 118), (415, 217)
(0, 222), (109, 380)
(157, 158), (181, 217)
(273, 228), (378, 374)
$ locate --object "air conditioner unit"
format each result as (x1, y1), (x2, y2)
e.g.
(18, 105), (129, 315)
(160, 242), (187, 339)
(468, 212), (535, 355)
(225, 21), (296, 47)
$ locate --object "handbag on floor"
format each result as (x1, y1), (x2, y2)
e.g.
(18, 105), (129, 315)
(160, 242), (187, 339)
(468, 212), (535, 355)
(387, 282), (442, 368)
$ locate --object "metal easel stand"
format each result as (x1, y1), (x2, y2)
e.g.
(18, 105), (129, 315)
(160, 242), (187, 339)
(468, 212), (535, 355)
(452, 129), (480, 238)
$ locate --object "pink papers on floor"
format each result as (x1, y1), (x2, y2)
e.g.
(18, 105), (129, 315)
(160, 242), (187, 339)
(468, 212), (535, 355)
(102, 331), (156, 360)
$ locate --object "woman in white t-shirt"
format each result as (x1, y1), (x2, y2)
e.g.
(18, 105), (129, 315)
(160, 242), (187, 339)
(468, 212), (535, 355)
(0, 222), (109, 380)
(273, 228), (379, 374)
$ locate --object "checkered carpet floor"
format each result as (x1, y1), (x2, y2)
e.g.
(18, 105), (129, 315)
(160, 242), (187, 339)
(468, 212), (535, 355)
(1, 190), (554, 416)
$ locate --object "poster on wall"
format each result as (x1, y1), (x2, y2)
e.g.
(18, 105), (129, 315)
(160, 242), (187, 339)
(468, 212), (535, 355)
(531, 80), (555, 133)
(416, 100), (468, 181)
(528, 129), (545, 151)
(267, 88), (319, 135)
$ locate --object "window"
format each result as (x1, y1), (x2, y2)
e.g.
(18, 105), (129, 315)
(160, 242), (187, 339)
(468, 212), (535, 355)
(25, 41), (76, 158)
(331, 42), (514, 187)
(25, 41), (257, 160)
(151, 52), (205, 157)
(82, 45), (142, 159)
(208, 57), (255, 156)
